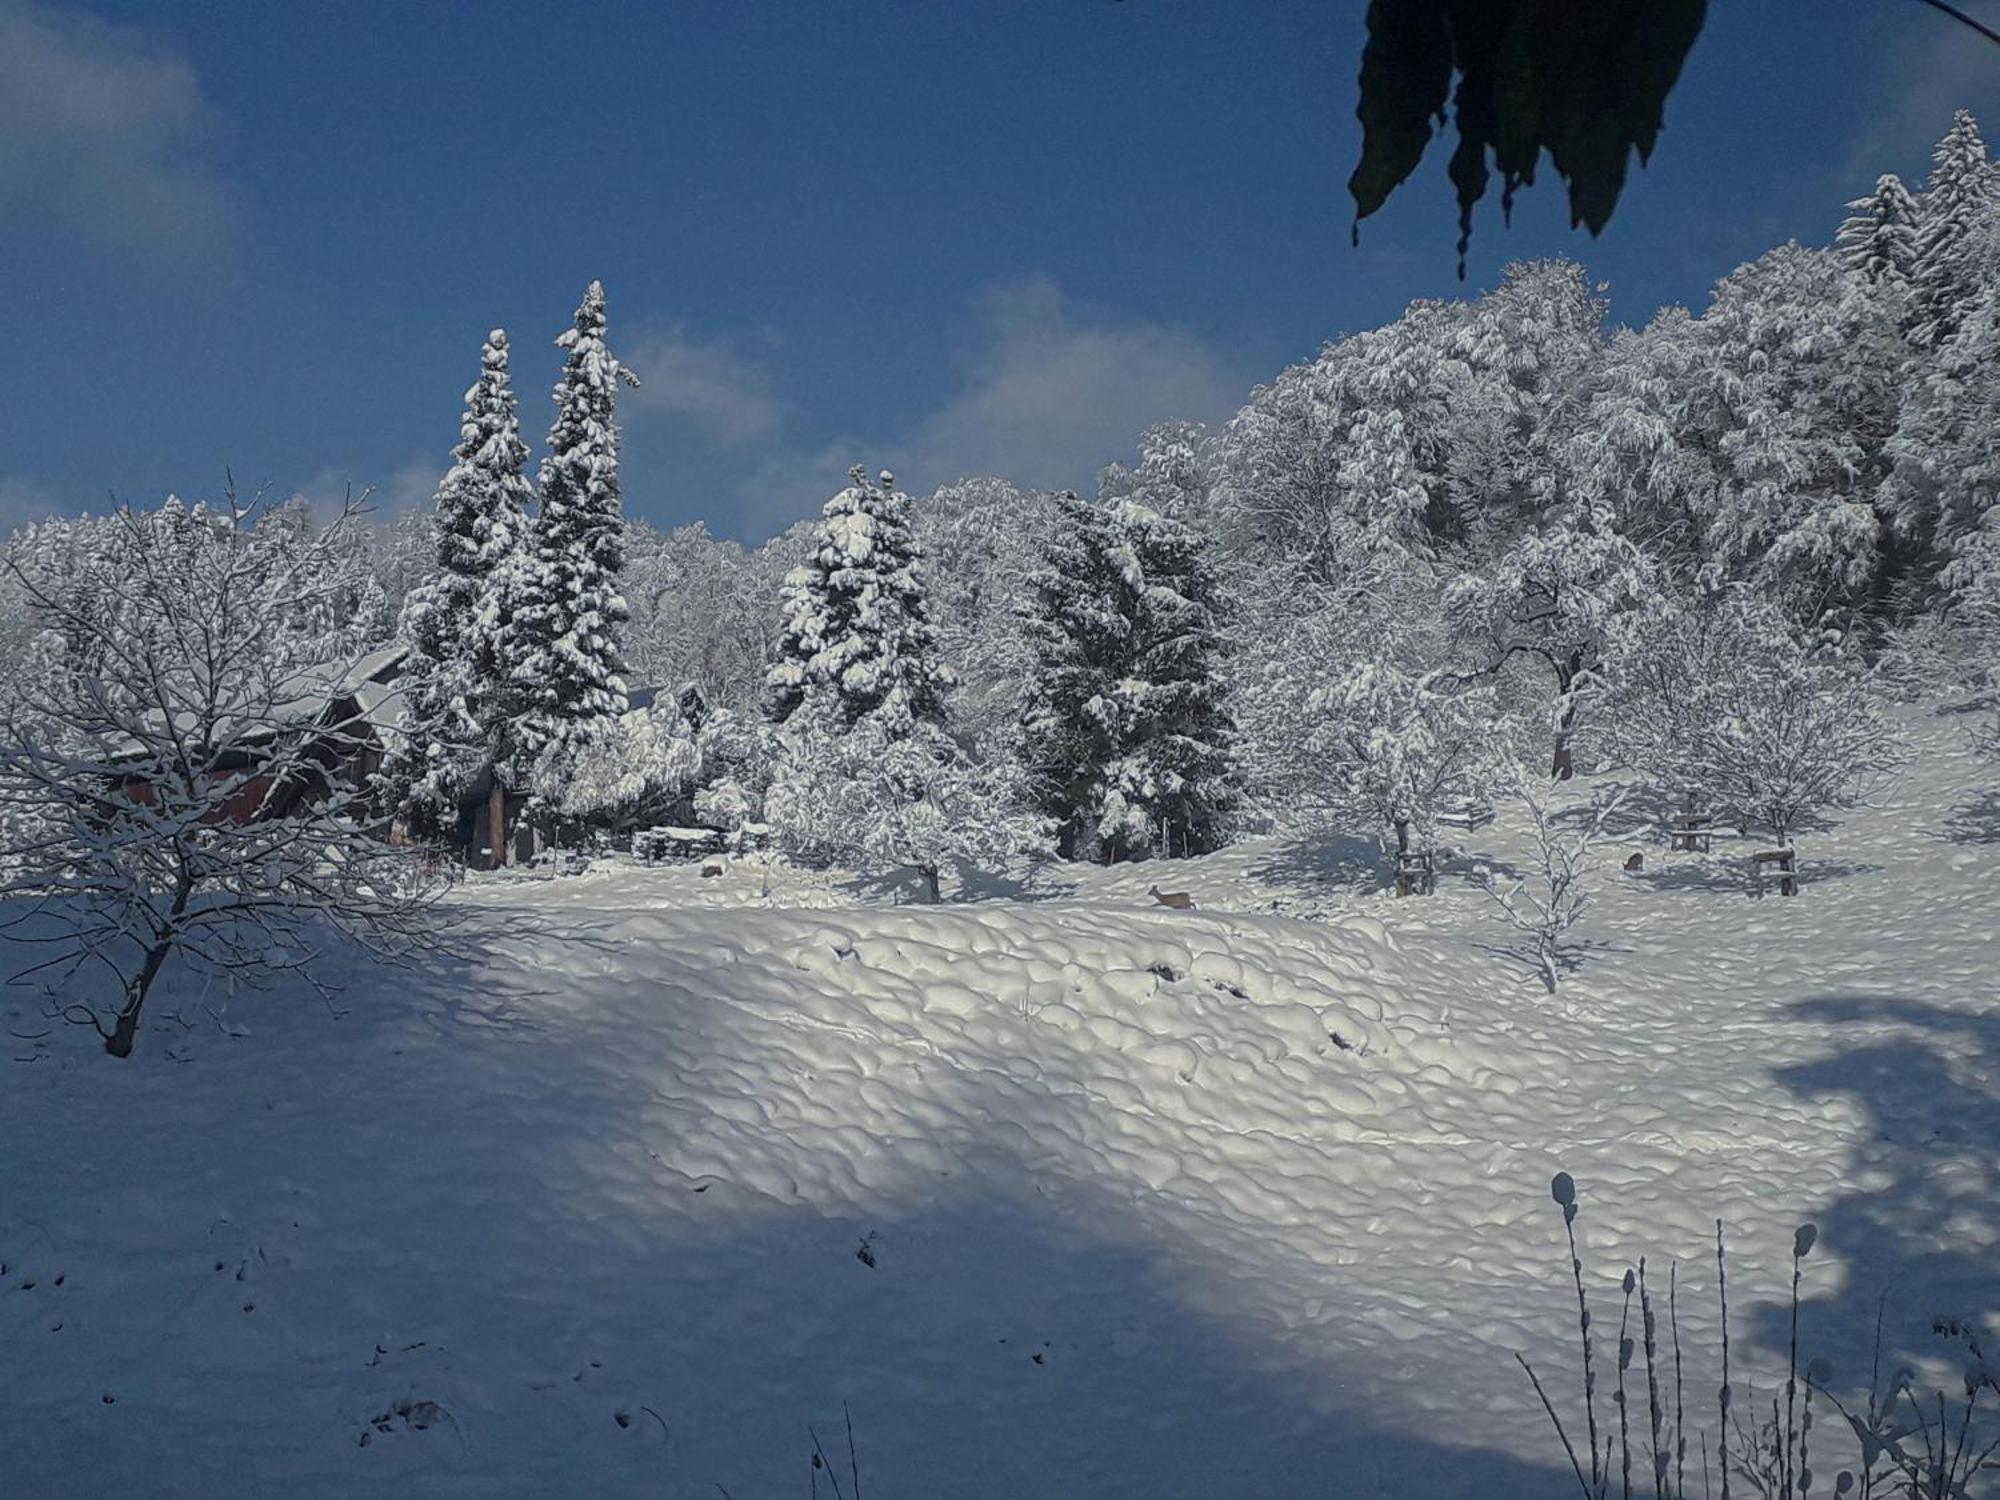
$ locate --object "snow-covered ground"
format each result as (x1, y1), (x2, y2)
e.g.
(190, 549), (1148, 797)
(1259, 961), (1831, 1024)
(3, 700), (1994, 1498)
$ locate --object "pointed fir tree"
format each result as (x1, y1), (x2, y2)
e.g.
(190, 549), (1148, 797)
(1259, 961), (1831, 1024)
(1835, 172), (1920, 289)
(1909, 110), (1998, 347)
(766, 465), (950, 737)
(505, 281), (640, 803)
(379, 329), (535, 842)
(1019, 493), (1237, 863)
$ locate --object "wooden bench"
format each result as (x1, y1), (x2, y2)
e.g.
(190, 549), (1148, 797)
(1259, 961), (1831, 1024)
(633, 826), (724, 863)
(1435, 801), (1495, 834)
(1669, 811), (1714, 853)
(1749, 847), (1797, 897)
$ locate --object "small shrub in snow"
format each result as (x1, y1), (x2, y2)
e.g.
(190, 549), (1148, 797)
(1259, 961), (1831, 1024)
(766, 717), (1050, 902)
(1481, 767), (1626, 992)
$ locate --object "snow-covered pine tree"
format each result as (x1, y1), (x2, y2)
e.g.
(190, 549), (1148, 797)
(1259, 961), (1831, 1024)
(506, 281), (640, 808)
(766, 466), (950, 737)
(379, 329), (536, 845)
(1836, 173), (1920, 289)
(1019, 493), (1236, 862)
(1909, 110), (1998, 348)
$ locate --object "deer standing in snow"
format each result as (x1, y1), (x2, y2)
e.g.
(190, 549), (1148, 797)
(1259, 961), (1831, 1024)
(1148, 884), (1195, 910)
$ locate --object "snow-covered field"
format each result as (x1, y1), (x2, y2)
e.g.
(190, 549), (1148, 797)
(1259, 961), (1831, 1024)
(3, 700), (1994, 1498)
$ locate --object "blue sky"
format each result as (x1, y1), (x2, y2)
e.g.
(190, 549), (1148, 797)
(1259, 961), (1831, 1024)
(2, 0), (1996, 542)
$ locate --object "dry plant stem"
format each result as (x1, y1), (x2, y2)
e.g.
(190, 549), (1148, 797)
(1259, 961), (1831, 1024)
(1520, 1351), (1597, 1500)
(1618, 1273), (1636, 1500)
(1717, 1222), (1733, 1500)
(844, 1401), (861, 1500)
(1784, 1247), (1803, 1497)
(1566, 1206), (1607, 1495)
(1672, 1264), (1688, 1500)
(1641, 1259), (1668, 1500)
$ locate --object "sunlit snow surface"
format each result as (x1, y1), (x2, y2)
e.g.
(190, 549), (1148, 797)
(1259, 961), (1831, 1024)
(2, 702), (1994, 1497)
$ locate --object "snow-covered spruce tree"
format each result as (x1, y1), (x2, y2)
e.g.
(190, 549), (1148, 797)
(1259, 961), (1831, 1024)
(1018, 493), (1237, 862)
(767, 466), (950, 736)
(1836, 173), (1920, 291)
(765, 715), (1049, 902)
(0, 498), (441, 1058)
(378, 329), (535, 850)
(1445, 509), (1653, 779)
(505, 281), (639, 815)
(1908, 110), (1998, 349)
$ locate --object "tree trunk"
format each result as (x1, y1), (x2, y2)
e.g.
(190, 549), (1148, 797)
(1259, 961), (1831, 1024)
(920, 863), (941, 904)
(1551, 705), (1576, 781)
(105, 934), (177, 1058)
(1551, 654), (1583, 780)
(488, 778), (507, 870)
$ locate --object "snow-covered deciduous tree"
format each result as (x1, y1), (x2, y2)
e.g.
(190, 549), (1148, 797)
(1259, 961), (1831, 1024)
(1446, 511), (1653, 778)
(1602, 589), (1904, 862)
(506, 281), (639, 806)
(1672, 626), (1904, 855)
(1018, 493), (1237, 863)
(377, 329), (535, 850)
(544, 694), (702, 828)
(622, 521), (778, 714)
(1098, 421), (1213, 523)
(1312, 662), (1496, 869)
(1888, 277), (2000, 606)
(767, 466), (951, 737)
(912, 476), (1058, 745)
(765, 718), (1049, 902)
(0, 498), (441, 1058)
(1481, 769), (1626, 993)
(686, 705), (779, 845)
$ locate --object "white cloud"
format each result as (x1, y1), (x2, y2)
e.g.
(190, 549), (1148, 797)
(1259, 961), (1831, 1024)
(0, 0), (237, 253)
(701, 278), (1251, 540)
(897, 278), (1246, 496)
(625, 328), (787, 447)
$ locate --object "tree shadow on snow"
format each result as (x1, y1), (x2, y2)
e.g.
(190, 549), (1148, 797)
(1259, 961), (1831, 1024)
(1941, 791), (2000, 845)
(1750, 992), (2000, 1393)
(0, 906), (1577, 1500)
(1247, 831), (1391, 894)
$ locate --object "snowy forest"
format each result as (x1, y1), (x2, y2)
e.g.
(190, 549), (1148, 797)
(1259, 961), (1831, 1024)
(4, 99), (2000, 1500)
(9, 115), (1995, 907)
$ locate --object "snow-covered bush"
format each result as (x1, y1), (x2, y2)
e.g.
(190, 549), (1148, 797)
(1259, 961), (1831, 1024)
(765, 718), (1049, 901)
(543, 696), (702, 827)
(1674, 622), (1903, 851)
(0, 497), (442, 1057)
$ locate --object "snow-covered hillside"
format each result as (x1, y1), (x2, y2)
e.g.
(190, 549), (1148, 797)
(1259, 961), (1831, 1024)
(2, 700), (1993, 1498)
